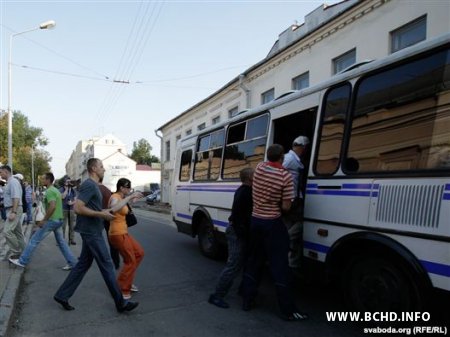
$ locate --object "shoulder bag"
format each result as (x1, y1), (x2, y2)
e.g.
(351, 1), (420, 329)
(125, 203), (138, 227)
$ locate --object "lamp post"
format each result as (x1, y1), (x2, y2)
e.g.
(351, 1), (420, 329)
(8, 20), (55, 170)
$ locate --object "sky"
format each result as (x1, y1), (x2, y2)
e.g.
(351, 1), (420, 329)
(0, 0), (339, 177)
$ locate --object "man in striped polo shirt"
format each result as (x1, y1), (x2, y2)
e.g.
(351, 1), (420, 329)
(241, 144), (308, 321)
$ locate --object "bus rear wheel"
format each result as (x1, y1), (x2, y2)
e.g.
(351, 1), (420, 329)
(343, 256), (422, 312)
(197, 218), (220, 259)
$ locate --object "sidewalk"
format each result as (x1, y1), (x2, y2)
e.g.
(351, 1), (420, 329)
(0, 203), (170, 337)
(0, 222), (33, 337)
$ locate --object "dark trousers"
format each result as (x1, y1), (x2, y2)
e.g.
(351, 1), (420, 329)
(104, 221), (120, 269)
(242, 216), (297, 315)
(54, 232), (125, 309)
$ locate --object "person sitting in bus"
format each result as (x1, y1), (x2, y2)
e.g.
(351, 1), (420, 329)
(282, 135), (309, 270)
(241, 144), (308, 321)
(208, 168), (254, 309)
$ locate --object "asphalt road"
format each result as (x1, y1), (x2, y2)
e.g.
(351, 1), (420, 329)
(7, 209), (449, 337)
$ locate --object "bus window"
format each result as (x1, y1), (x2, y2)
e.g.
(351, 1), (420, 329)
(346, 47), (450, 173)
(179, 149), (192, 182)
(193, 129), (224, 181)
(222, 114), (269, 179)
(315, 83), (351, 175)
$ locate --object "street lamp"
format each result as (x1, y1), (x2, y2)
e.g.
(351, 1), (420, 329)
(7, 20), (55, 170)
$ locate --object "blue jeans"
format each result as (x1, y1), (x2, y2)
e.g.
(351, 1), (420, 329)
(26, 202), (33, 223)
(54, 232), (125, 309)
(19, 220), (77, 266)
(214, 225), (246, 298)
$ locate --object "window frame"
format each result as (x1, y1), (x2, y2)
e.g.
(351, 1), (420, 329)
(333, 48), (356, 74)
(261, 88), (275, 105)
(292, 71), (310, 90)
(390, 15), (427, 54)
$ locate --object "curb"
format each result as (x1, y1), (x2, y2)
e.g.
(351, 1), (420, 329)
(0, 225), (32, 337)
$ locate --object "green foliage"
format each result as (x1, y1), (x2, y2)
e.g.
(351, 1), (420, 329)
(130, 138), (160, 165)
(0, 111), (51, 183)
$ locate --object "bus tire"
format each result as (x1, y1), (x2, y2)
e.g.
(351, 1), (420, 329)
(197, 217), (220, 259)
(343, 255), (423, 312)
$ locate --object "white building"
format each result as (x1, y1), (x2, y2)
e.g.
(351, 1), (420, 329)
(65, 134), (161, 192)
(156, 0), (450, 204)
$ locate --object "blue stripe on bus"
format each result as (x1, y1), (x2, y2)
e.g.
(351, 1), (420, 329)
(177, 213), (192, 220)
(420, 260), (450, 277)
(177, 188), (237, 192)
(445, 184), (450, 191)
(306, 183), (318, 188)
(342, 183), (372, 189)
(371, 192), (378, 197)
(213, 219), (228, 228)
(304, 241), (449, 278)
(303, 240), (330, 254)
(443, 193), (450, 200)
(306, 189), (371, 197)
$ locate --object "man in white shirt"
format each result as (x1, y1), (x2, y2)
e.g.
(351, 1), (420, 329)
(282, 136), (309, 270)
(0, 165), (25, 259)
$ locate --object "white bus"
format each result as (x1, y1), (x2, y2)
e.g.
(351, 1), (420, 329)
(171, 33), (450, 312)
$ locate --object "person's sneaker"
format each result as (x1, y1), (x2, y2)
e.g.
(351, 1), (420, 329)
(208, 294), (229, 309)
(70, 241), (76, 245)
(131, 284), (139, 292)
(117, 301), (139, 313)
(123, 293), (132, 300)
(61, 265), (72, 271)
(8, 258), (25, 268)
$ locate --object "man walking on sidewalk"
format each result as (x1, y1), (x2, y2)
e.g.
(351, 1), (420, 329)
(9, 173), (77, 269)
(0, 165), (25, 260)
(53, 158), (139, 313)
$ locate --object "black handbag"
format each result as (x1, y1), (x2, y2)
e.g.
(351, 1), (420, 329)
(125, 203), (138, 227)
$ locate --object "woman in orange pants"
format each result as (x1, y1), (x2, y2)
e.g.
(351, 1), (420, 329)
(108, 178), (144, 300)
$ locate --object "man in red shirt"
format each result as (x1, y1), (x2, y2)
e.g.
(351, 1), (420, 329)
(241, 144), (308, 321)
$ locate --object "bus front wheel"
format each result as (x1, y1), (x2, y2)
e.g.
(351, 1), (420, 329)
(197, 218), (220, 259)
(343, 256), (423, 312)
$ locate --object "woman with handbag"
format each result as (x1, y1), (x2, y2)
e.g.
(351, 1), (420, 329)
(108, 178), (144, 300)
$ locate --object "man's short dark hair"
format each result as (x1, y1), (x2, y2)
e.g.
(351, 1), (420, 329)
(267, 144), (285, 162)
(240, 168), (254, 183)
(87, 158), (100, 173)
(44, 172), (55, 183)
(0, 165), (12, 173)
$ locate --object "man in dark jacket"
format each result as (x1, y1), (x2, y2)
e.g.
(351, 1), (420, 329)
(208, 167), (254, 308)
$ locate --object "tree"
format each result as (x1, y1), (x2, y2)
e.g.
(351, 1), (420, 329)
(130, 138), (160, 165)
(0, 111), (51, 183)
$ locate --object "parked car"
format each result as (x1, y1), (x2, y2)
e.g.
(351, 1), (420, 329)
(146, 190), (161, 204)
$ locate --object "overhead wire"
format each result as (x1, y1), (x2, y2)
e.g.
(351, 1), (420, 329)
(93, 1), (165, 127)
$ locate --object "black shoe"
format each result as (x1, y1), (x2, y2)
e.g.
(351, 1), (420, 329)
(70, 241), (76, 245)
(117, 301), (139, 313)
(208, 294), (229, 309)
(54, 296), (75, 311)
(242, 299), (252, 311)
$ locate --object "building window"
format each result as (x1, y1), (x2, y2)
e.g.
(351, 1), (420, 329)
(212, 116), (221, 125)
(228, 106), (239, 118)
(292, 72), (309, 90)
(186, 129), (192, 136)
(390, 16), (426, 53)
(165, 140), (170, 162)
(197, 123), (206, 131)
(333, 48), (356, 74)
(176, 134), (181, 142)
(261, 88), (275, 104)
